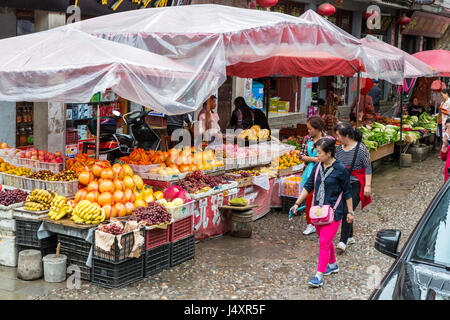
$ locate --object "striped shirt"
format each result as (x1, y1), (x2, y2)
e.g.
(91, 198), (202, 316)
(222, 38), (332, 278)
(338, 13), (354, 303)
(336, 142), (372, 181)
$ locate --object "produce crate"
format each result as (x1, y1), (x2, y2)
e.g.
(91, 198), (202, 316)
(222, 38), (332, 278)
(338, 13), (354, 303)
(169, 215), (193, 242)
(22, 177), (46, 191)
(57, 234), (91, 256)
(93, 227), (145, 264)
(66, 129), (79, 145)
(278, 167), (293, 177)
(15, 218), (57, 248)
(45, 180), (79, 197)
(35, 162), (63, 174)
(60, 249), (91, 281)
(145, 226), (170, 251)
(166, 201), (195, 221)
(281, 196), (298, 214)
(170, 234), (195, 267)
(91, 256), (144, 289)
(144, 243), (171, 277)
(370, 142), (394, 162)
(1, 173), (24, 189)
(280, 176), (302, 198)
(17, 244), (57, 261)
(16, 158), (38, 170)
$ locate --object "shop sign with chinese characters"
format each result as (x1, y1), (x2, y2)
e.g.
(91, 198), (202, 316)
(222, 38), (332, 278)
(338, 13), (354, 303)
(402, 11), (450, 38)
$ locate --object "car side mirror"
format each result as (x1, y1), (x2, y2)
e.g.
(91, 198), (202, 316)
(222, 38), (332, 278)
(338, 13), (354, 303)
(375, 229), (401, 258)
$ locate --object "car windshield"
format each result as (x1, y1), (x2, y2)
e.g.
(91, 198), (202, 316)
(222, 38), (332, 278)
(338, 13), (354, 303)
(412, 185), (450, 267)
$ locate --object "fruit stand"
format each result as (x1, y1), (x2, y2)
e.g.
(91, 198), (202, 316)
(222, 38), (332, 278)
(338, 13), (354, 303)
(0, 127), (308, 287)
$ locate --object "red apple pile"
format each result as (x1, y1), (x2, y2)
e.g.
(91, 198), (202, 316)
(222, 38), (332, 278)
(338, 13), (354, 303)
(20, 149), (64, 164)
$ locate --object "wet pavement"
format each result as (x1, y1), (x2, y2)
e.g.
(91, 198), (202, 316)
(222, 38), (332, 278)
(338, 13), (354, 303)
(1, 152), (446, 300)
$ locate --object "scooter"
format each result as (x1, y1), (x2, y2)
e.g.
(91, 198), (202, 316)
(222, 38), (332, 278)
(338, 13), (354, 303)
(115, 108), (161, 151)
(82, 108), (161, 163)
(82, 116), (134, 163)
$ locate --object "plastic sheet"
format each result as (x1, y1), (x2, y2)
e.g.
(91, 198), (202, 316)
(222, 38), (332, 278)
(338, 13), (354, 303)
(300, 10), (405, 84)
(361, 36), (439, 80)
(0, 28), (221, 115)
(66, 4), (369, 80)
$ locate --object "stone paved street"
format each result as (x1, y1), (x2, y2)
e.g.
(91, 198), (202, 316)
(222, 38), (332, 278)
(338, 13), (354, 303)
(1, 153), (444, 300)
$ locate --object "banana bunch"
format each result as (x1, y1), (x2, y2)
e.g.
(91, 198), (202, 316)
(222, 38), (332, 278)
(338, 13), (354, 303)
(24, 189), (54, 211)
(48, 195), (72, 221)
(71, 200), (105, 225)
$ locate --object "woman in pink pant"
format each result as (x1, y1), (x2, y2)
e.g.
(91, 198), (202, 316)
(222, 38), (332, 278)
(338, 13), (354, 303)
(440, 119), (450, 182)
(291, 138), (353, 287)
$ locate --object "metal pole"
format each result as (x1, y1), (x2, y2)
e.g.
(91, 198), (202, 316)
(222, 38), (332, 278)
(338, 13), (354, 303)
(96, 104), (100, 159)
(399, 86), (403, 167)
(356, 72), (361, 128)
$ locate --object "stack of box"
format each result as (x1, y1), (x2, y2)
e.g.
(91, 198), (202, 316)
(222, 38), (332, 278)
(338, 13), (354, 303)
(0, 204), (18, 267)
(58, 234), (92, 281)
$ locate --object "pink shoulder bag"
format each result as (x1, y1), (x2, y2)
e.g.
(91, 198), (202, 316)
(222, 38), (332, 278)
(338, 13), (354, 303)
(308, 164), (343, 226)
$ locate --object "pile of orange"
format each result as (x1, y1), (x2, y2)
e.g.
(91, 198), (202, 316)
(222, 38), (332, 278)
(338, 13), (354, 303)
(272, 150), (302, 170)
(74, 162), (153, 220)
(281, 175), (302, 197)
(65, 153), (100, 173)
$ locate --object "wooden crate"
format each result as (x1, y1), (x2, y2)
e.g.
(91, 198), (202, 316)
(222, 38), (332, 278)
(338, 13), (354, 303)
(370, 143), (395, 162)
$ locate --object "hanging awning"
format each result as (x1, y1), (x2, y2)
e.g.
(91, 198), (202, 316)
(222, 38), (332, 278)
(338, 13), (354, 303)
(402, 11), (450, 38)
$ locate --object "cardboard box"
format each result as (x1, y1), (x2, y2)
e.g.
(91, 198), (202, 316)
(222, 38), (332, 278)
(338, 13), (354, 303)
(72, 107), (78, 120)
(269, 98), (280, 113)
(277, 101), (290, 113)
(86, 105), (93, 118)
(77, 125), (88, 141)
(66, 108), (73, 120)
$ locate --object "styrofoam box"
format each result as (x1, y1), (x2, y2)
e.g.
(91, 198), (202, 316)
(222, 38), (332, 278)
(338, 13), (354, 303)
(0, 209), (14, 220)
(0, 219), (15, 232)
(166, 201), (194, 221)
(0, 235), (18, 267)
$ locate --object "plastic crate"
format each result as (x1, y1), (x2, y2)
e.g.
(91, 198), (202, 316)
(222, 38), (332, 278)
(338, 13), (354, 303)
(170, 234), (195, 267)
(144, 243), (171, 277)
(166, 201), (194, 221)
(35, 162), (63, 173)
(280, 176), (302, 198)
(17, 244), (56, 260)
(15, 219), (57, 248)
(145, 226), (170, 251)
(57, 234), (91, 256)
(60, 248), (91, 281)
(45, 180), (79, 197)
(16, 158), (38, 171)
(93, 227), (145, 264)
(2, 173), (24, 189)
(66, 129), (79, 145)
(22, 177), (47, 191)
(281, 196), (297, 214)
(91, 256), (144, 289)
(169, 215), (193, 242)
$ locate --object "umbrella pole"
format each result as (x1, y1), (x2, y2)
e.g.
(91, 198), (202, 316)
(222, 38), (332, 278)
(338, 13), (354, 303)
(96, 104), (100, 159)
(399, 85), (403, 168)
(356, 72), (361, 128)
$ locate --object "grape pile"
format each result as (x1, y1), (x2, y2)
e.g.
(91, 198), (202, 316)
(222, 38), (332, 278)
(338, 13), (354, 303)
(129, 202), (171, 226)
(0, 189), (29, 206)
(99, 223), (125, 235)
(177, 170), (224, 193)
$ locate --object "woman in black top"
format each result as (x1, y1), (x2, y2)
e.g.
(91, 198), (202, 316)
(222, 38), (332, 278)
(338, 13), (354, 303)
(291, 138), (353, 287)
(229, 97), (254, 130)
(408, 98), (425, 117)
(334, 122), (373, 254)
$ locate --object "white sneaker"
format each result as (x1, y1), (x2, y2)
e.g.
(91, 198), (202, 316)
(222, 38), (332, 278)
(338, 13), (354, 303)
(336, 242), (346, 254)
(347, 237), (355, 245)
(303, 224), (316, 235)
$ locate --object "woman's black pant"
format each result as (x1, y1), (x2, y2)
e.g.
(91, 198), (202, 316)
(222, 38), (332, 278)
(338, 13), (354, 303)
(340, 180), (361, 244)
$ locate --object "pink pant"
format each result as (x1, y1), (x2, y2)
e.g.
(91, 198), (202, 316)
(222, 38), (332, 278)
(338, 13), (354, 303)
(315, 219), (342, 273)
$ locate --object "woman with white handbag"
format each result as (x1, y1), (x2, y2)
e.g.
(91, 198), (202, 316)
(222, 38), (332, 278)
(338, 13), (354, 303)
(290, 138), (353, 287)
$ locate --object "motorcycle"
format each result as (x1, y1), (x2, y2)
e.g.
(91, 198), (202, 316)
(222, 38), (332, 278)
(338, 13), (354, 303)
(82, 107), (161, 163)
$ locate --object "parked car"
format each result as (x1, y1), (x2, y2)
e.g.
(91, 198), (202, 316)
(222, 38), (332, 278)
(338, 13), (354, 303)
(370, 178), (450, 300)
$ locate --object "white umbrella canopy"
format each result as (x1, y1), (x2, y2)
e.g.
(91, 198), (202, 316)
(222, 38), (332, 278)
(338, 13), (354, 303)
(0, 28), (215, 115)
(300, 10), (406, 84)
(63, 4), (369, 78)
(361, 35), (439, 79)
